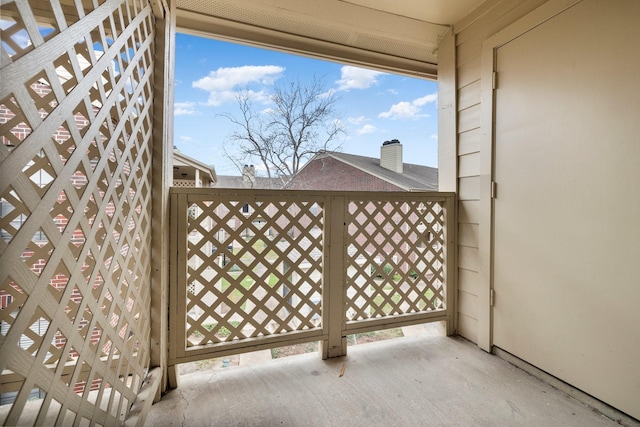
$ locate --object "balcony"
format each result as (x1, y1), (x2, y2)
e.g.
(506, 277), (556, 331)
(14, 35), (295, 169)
(146, 330), (617, 426)
(152, 187), (626, 425)
(2, 1), (640, 425)
(168, 188), (456, 366)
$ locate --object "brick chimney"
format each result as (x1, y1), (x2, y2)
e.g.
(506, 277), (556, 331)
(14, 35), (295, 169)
(242, 164), (256, 184)
(380, 139), (403, 173)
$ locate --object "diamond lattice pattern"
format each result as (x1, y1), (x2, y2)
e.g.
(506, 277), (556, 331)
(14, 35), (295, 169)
(345, 199), (445, 321)
(0, 1), (154, 425)
(184, 196), (323, 347)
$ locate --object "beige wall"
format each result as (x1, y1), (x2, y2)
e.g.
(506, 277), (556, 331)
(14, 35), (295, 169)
(441, 0), (548, 344)
(439, 0), (640, 418)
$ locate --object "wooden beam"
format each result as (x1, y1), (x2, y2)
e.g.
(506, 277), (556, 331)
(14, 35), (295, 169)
(149, 0), (176, 394)
(123, 367), (162, 427)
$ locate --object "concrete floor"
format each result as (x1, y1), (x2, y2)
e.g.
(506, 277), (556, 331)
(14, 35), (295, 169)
(146, 332), (629, 427)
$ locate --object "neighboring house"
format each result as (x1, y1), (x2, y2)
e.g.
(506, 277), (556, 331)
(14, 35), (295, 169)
(209, 165), (281, 246)
(213, 165), (283, 242)
(286, 140), (438, 191)
(285, 140), (439, 270)
(173, 150), (216, 281)
(172, 149), (216, 188)
(215, 164), (282, 189)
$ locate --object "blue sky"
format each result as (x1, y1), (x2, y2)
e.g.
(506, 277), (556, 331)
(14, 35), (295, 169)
(173, 33), (438, 176)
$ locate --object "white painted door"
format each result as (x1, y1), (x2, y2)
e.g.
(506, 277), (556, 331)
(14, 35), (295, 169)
(492, 0), (640, 419)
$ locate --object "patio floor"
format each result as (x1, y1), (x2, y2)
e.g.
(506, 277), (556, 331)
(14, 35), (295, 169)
(145, 328), (630, 426)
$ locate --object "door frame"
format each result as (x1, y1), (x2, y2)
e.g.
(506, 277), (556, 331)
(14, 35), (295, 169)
(477, 0), (583, 351)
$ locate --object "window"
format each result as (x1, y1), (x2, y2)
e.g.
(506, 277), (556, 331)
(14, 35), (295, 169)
(0, 199), (21, 242)
(0, 199), (46, 243)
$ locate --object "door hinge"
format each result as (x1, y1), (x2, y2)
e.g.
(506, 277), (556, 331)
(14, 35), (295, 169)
(490, 289), (495, 306)
(491, 181), (497, 199)
(492, 71), (498, 90)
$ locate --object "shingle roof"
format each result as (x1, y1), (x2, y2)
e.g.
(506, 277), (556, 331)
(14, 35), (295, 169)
(319, 152), (438, 191)
(215, 152), (437, 191)
(215, 175), (283, 189)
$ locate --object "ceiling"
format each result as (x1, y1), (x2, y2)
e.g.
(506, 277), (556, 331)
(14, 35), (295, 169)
(340, 0), (486, 25)
(175, 0), (486, 78)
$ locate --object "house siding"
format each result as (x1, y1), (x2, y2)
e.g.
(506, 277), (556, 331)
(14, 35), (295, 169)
(450, 0), (548, 343)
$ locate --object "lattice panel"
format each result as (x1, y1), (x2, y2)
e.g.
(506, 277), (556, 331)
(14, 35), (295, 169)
(0, 1), (154, 425)
(345, 199), (445, 321)
(183, 195), (324, 347)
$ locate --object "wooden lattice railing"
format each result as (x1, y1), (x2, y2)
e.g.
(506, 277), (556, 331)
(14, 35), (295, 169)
(0, 0), (156, 425)
(169, 188), (456, 364)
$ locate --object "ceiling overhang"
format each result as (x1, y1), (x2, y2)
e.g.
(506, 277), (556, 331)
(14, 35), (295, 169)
(174, 0), (486, 79)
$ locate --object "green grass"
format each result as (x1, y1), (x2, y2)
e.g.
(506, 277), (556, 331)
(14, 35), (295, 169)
(268, 273), (278, 287)
(225, 239), (280, 269)
(202, 321), (241, 338)
(371, 291), (402, 315)
(219, 275), (254, 310)
(218, 272), (281, 311)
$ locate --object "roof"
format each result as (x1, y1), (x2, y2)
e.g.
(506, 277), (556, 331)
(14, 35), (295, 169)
(298, 151), (438, 191)
(173, 150), (217, 184)
(215, 175), (283, 189)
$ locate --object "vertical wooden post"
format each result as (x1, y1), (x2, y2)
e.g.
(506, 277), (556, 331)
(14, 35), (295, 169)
(445, 194), (458, 336)
(437, 29), (458, 338)
(437, 28), (457, 194)
(150, 0), (176, 394)
(320, 195), (347, 358)
(168, 191), (188, 388)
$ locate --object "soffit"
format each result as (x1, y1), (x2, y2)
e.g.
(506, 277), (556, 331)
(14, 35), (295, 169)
(339, 0), (486, 25)
(175, 0), (485, 78)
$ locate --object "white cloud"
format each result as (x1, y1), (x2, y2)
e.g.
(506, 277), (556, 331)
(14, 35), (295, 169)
(378, 101), (418, 119)
(378, 93), (437, 120)
(179, 136), (193, 143)
(174, 102), (197, 115)
(317, 88), (337, 99)
(336, 66), (385, 91)
(430, 133), (438, 141)
(413, 93), (438, 106)
(387, 88), (399, 95)
(193, 65), (284, 91)
(239, 89), (270, 104)
(192, 65), (285, 106)
(348, 116), (367, 125)
(357, 124), (376, 135)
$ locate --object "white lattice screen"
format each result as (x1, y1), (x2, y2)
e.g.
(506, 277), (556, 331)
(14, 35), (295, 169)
(170, 189), (326, 363)
(345, 198), (445, 323)
(0, 0), (154, 425)
(170, 189), (455, 364)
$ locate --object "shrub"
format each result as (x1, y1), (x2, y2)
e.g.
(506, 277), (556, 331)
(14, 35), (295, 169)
(371, 263), (395, 278)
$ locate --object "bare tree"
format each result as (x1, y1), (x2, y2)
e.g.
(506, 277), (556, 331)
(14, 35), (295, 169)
(220, 77), (344, 183)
